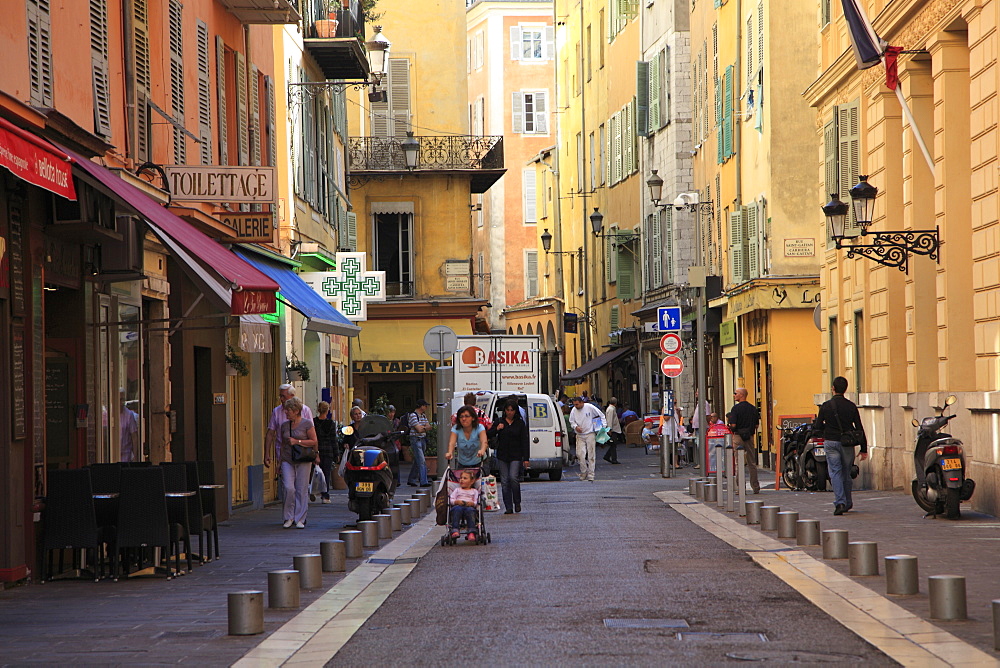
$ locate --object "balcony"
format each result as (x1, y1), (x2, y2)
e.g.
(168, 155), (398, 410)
(217, 0), (300, 24)
(302, 0), (369, 80)
(348, 135), (506, 193)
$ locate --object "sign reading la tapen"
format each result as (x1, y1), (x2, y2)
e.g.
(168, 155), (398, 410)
(164, 165), (275, 203)
(353, 360), (439, 374)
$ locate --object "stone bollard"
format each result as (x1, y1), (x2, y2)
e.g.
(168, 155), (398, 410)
(339, 530), (362, 558)
(267, 570), (300, 609)
(760, 506), (780, 532)
(822, 529), (849, 559)
(293, 554), (323, 589)
(389, 507), (403, 531)
(777, 511), (799, 539)
(417, 493), (430, 515)
(688, 479), (697, 496)
(704, 483), (718, 503)
(396, 503), (412, 525)
(849, 541), (879, 576)
(796, 520), (821, 546)
(992, 599), (1000, 650)
(885, 555), (919, 596)
(410, 495), (425, 515)
(928, 575), (967, 621)
(358, 520), (379, 548)
(320, 540), (346, 572)
(694, 480), (706, 500)
(375, 514), (392, 539)
(228, 591), (264, 635)
(745, 500), (763, 525)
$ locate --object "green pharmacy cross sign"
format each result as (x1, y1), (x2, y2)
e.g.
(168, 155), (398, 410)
(299, 252), (386, 322)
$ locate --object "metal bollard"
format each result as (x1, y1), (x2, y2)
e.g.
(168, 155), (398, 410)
(396, 502), (412, 525)
(688, 478), (697, 496)
(358, 520), (379, 548)
(320, 540), (346, 572)
(777, 511), (799, 538)
(714, 445), (725, 507)
(267, 570), (300, 609)
(760, 506), (780, 531)
(736, 442), (748, 516)
(412, 494), (427, 515)
(726, 443), (736, 512)
(745, 500), (763, 525)
(822, 529), (849, 559)
(375, 514), (392, 539)
(928, 575), (967, 621)
(849, 541), (879, 576)
(992, 599), (1000, 650)
(796, 519), (821, 546)
(293, 554), (323, 589)
(389, 507), (403, 531)
(885, 555), (919, 595)
(339, 530), (362, 558)
(228, 591), (264, 635)
(418, 493), (430, 514)
(694, 479), (706, 500)
(704, 483), (718, 503)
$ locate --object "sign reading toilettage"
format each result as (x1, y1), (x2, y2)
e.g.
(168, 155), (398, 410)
(164, 165), (275, 203)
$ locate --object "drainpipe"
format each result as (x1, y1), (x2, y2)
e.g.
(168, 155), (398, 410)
(579, 1), (592, 364)
(122, 0), (136, 162)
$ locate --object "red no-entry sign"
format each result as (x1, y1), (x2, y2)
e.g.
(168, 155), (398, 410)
(660, 332), (682, 355)
(661, 355), (684, 378)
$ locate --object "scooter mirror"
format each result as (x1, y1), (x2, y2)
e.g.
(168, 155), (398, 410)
(945, 394), (957, 407)
(911, 418), (920, 427)
(341, 425), (354, 436)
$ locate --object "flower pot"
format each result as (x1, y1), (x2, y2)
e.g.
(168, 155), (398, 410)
(424, 456), (438, 477)
(287, 369), (304, 382)
(226, 364), (238, 376)
(314, 18), (338, 38)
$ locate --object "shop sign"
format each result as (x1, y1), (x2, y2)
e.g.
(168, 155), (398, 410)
(219, 212), (274, 242)
(352, 360), (440, 374)
(231, 290), (277, 316)
(0, 122), (76, 200)
(164, 165), (275, 203)
(720, 319), (736, 346)
(726, 283), (821, 318)
(300, 252), (386, 321)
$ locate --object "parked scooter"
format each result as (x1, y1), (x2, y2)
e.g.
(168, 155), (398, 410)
(911, 395), (975, 519)
(799, 428), (829, 492)
(777, 422), (812, 490)
(341, 414), (405, 521)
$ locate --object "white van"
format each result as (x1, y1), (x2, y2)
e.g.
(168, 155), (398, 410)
(475, 391), (567, 481)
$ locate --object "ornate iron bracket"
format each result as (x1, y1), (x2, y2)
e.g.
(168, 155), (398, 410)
(836, 227), (940, 273)
(347, 173), (391, 189)
(287, 81), (374, 107)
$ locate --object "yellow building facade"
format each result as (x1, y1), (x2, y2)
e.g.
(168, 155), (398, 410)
(806, 0), (1000, 515)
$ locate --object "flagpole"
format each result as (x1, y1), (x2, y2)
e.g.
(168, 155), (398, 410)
(890, 69), (935, 175)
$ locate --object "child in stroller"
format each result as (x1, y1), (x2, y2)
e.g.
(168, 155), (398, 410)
(449, 470), (479, 541)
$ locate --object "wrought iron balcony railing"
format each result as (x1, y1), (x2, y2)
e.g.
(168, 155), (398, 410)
(349, 135), (504, 172)
(301, 0), (365, 40)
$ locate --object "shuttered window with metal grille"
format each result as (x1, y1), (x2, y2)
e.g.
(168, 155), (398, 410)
(168, 0), (186, 164)
(90, 0), (112, 138)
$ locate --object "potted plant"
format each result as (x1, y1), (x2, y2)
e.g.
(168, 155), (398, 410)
(286, 352), (310, 382)
(314, 1), (339, 37)
(225, 343), (250, 377)
(424, 422), (439, 478)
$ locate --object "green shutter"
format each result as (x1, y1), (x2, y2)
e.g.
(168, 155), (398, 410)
(746, 204), (760, 279)
(636, 61), (649, 137)
(617, 241), (634, 299)
(723, 65), (734, 159)
(610, 305), (620, 331)
(650, 211), (662, 288)
(649, 51), (661, 130)
(729, 210), (746, 284)
(663, 208), (674, 284)
(715, 78), (723, 164)
(839, 102), (861, 237)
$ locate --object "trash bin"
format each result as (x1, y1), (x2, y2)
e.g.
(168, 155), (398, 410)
(706, 423), (731, 474)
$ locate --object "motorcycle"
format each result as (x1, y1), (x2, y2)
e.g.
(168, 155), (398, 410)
(341, 414), (405, 522)
(911, 395), (975, 519)
(777, 423), (810, 490)
(799, 428), (829, 492)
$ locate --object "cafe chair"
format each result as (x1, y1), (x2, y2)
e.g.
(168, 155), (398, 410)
(162, 464), (194, 574)
(197, 461), (222, 559)
(87, 463), (122, 533)
(183, 462), (217, 562)
(115, 467), (179, 580)
(41, 469), (108, 582)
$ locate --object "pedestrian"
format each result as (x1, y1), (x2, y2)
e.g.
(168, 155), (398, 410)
(569, 395), (606, 482)
(406, 399), (432, 487)
(387, 405), (402, 486)
(450, 392), (491, 428)
(265, 383), (313, 471)
(487, 400), (530, 514)
(446, 405), (488, 468)
(620, 404), (639, 426)
(728, 388), (761, 493)
(813, 376), (868, 515)
(352, 398), (367, 417)
(603, 397), (622, 464)
(313, 401), (338, 504)
(276, 397), (318, 529)
(448, 470), (480, 541)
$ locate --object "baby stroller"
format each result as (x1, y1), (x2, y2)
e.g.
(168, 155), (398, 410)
(438, 465), (491, 546)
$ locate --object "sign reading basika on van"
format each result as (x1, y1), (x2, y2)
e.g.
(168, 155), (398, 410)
(164, 165), (275, 203)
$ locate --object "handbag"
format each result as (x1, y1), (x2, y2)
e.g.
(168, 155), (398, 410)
(833, 403), (863, 448)
(284, 422), (318, 462)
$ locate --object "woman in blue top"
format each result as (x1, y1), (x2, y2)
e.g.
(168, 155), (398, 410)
(446, 405), (488, 468)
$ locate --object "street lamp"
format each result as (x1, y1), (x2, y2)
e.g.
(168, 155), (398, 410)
(541, 228), (582, 258)
(287, 27), (395, 104)
(646, 170), (664, 206)
(590, 208), (640, 251)
(364, 26), (391, 85)
(401, 131), (419, 170)
(849, 174), (877, 234)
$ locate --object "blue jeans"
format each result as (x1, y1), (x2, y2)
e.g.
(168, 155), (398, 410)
(407, 438), (428, 485)
(824, 440), (855, 509)
(498, 459), (522, 510)
(449, 505), (477, 532)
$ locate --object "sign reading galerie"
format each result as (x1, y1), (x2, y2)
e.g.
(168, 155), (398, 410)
(164, 165), (276, 203)
(218, 212), (274, 242)
(300, 252), (386, 321)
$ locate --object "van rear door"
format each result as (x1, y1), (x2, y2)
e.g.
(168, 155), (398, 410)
(526, 395), (559, 462)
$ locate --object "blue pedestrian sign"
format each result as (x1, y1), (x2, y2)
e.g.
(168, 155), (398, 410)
(658, 306), (682, 332)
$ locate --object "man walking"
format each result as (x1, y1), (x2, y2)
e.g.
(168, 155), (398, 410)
(407, 399), (432, 487)
(603, 398), (622, 464)
(813, 376), (868, 515)
(728, 388), (760, 494)
(265, 384), (313, 469)
(570, 396), (606, 481)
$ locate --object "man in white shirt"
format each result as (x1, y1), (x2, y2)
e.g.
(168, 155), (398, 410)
(265, 384), (313, 468)
(570, 396), (606, 482)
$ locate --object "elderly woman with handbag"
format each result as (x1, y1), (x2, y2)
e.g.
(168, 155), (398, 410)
(279, 397), (318, 529)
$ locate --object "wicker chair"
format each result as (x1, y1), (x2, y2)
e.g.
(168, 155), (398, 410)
(41, 469), (106, 582)
(115, 467), (178, 580)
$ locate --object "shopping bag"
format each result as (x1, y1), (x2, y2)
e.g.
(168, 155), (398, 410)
(481, 475), (501, 512)
(435, 480), (450, 525)
(595, 426), (611, 444)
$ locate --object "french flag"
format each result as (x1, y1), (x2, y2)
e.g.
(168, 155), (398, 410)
(841, 0), (887, 70)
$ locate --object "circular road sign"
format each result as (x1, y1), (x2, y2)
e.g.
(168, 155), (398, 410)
(660, 332), (682, 355)
(423, 325), (458, 361)
(661, 355), (684, 378)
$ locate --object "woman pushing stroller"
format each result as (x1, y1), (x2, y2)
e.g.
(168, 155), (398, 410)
(487, 399), (530, 514)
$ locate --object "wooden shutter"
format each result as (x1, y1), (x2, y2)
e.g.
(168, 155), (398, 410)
(266, 75), (276, 167)
(534, 91), (548, 133)
(663, 207), (674, 283)
(723, 65), (734, 159)
(90, 0), (112, 138)
(824, 117), (838, 205)
(609, 305), (620, 331)
(250, 65), (261, 166)
(510, 26), (521, 60)
(715, 78), (723, 164)
(650, 212), (662, 288)
(606, 227), (616, 282)
(371, 72), (390, 138)
(636, 60), (649, 137)
(649, 52), (660, 130)
(757, 2), (764, 72)
(27, 0), (53, 107)
(544, 26), (555, 60)
(729, 210), (746, 284)
(512, 92), (524, 133)
(347, 211), (358, 251)
(216, 36), (228, 165)
(196, 21), (212, 164)
(523, 169), (537, 223)
(746, 204), (760, 279)
(525, 250), (538, 298)
(660, 47), (670, 128)
(133, 0), (150, 161)
(236, 51), (249, 165)
(617, 241), (634, 299)
(168, 0), (185, 164)
(612, 112), (622, 184)
(388, 58), (410, 135)
(746, 15), (754, 85)
(838, 102), (861, 236)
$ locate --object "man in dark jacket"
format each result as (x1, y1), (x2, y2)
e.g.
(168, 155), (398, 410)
(813, 376), (868, 515)
(728, 388), (761, 493)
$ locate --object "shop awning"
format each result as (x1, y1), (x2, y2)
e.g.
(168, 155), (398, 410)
(236, 251), (361, 338)
(560, 346), (632, 383)
(0, 118), (76, 200)
(61, 147), (278, 315)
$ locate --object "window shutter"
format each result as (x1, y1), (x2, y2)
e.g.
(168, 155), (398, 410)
(757, 3), (764, 72)
(609, 305), (620, 331)
(250, 65), (261, 166)
(510, 26), (521, 60)
(606, 227), (616, 282)
(134, 0), (150, 161)
(27, 0), (53, 107)
(512, 92), (524, 133)
(617, 243), (633, 299)
(337, 202), (347, 248)
(746, 15), (754, 85)
(347, 211), (358, 251)
(523, 169), (537, 223)
(525, 250), (538, 298)
(636, 60), (649, 137)
(649, 52), (660, 130)
(663, 207), (674, 284)
(168, 0), (186, 164)
(534, 91), (548, 133)
(196, 21), (212, 164)
(266, 75), (276, 167)
(544, 26), (555, 60)
(661, 47), (670, 128)
(90, 0), (112, 139)
(824, 117), (838, 208)
(236, 51), (249, 165)
(612, 112), (622, 184)
(729, 210), (746, 284)
(724, 65), (734, 158)
(388, 58), (411, 134)
(715, 78), (723, 164)
(839, 102), (862, 236)
(216, 36), (228, 165)
(746, 204), (760, 279)
(650, 211), (662, 288)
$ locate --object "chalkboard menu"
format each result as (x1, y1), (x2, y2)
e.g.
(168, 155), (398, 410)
(46, 359), (71, 460)
(8, 198), (24, 317)
(11, 325), (25, 439)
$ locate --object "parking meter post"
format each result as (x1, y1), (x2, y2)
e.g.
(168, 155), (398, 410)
(725, 434), (736, 512)
(435, 363), (454, 478)
(737, 443), (748, 516)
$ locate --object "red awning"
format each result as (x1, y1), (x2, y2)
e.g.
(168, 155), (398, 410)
(0, 118), (76, 200)
(61, 147), (278, 315)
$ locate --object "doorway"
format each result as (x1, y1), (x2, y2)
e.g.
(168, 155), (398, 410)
(193, 346), (213, 461)
(369, 380), (422, 414)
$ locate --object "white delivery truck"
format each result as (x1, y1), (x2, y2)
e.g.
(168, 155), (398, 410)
(453, 335), (540, 394)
